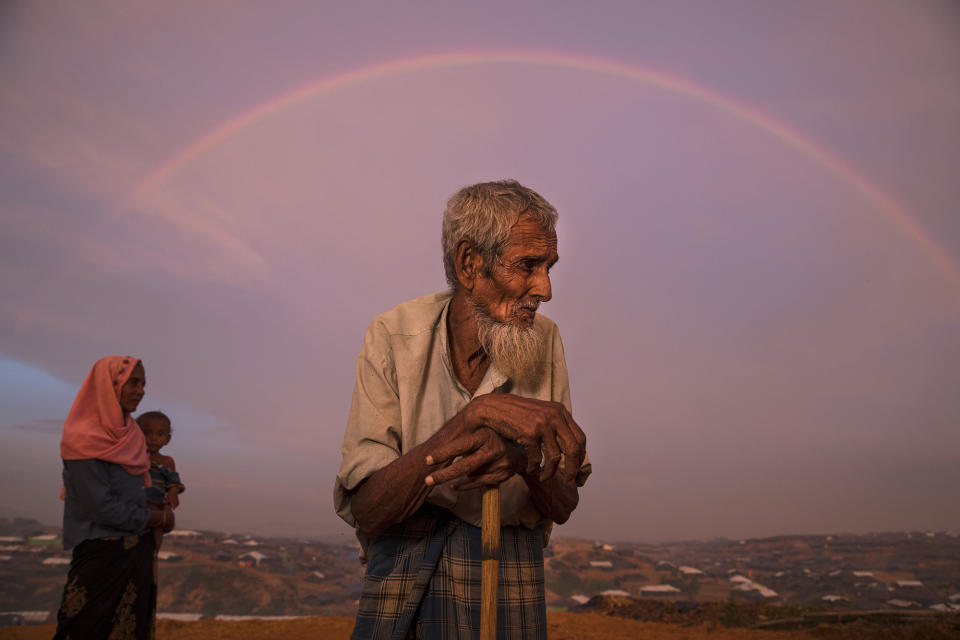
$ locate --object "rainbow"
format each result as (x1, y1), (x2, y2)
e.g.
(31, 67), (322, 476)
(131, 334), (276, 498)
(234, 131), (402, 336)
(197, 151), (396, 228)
(127, 50), (960, 291)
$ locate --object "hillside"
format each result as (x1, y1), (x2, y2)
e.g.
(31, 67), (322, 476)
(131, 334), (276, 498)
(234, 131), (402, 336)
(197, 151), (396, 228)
(3, 517), (958, 628)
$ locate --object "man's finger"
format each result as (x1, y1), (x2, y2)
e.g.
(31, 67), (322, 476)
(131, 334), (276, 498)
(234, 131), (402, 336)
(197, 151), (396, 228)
(521, 441), (541, 476)
(548, 413), (578, 476)
(538, 429), (562, 482)
(426, 431), (484, 467)
(450, 468), (510, 491)
(549, 404), (585, 477)
(555, 407), (586, 480)
(426, 447), (495, 486)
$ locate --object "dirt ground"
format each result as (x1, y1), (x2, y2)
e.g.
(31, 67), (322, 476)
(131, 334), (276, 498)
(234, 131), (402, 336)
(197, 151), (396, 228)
(0, 612), (850, 640)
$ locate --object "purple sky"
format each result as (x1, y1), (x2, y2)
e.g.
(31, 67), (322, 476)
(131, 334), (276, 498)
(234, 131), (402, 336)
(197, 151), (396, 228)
(1, 1), (959, 543)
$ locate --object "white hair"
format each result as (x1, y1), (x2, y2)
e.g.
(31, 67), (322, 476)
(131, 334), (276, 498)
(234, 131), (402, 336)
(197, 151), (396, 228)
(441, 179), (558, 289)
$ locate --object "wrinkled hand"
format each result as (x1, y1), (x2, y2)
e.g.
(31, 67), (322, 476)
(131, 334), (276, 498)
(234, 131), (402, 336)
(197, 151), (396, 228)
(424, 428), (525, 489)
(462, 394), (586, 482)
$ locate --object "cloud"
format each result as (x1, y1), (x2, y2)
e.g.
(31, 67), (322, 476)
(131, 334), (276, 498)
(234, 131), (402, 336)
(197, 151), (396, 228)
(2, 418), (62, 435)
(122, 194), (269, 284)
(2, 0), (959, 541)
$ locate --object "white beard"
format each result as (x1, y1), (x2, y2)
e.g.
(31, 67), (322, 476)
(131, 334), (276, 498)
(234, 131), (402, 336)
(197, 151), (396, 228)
(471, 298), (547, 387)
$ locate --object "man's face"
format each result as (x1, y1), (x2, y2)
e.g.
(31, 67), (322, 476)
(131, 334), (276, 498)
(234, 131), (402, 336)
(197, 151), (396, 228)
(119, 362), (146, 414)
(471, 214), (558, 327)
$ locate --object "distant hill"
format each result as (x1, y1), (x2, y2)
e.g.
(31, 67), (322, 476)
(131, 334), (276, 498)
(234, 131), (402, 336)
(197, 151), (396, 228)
(2, 522), (958, 626)
(0, 517), (55, 538)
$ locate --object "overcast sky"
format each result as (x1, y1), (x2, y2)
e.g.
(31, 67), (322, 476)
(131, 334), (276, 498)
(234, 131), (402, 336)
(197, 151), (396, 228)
(1, 1), (959, 544)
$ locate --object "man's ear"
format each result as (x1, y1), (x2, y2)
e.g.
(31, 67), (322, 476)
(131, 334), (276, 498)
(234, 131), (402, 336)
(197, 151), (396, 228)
(454, 239), (483, 291)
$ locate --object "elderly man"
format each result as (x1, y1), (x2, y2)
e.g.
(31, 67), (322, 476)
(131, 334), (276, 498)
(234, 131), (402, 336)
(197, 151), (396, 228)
(335, 180), (589, 639)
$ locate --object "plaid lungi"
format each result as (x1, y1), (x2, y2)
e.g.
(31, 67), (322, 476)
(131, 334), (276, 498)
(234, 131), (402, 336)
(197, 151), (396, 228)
(351, 505), (546, 640)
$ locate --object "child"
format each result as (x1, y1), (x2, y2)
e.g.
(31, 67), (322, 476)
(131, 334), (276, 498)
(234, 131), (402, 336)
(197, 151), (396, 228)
(136, 411), (185, 547)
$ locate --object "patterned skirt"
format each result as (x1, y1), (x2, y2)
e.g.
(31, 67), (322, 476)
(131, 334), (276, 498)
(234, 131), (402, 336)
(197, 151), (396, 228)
(352, 506), (546, 640)
(53, 532), (157, 640)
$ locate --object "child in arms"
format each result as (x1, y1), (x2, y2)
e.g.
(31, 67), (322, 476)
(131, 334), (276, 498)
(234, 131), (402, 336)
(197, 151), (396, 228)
(136, 411), (185, 546)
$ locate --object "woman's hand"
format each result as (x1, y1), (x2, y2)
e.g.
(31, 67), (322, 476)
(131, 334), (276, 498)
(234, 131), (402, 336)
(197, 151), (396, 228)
(148, 505), (175, 533)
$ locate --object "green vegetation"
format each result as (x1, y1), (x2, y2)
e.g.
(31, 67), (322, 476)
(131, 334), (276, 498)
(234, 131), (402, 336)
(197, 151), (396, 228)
(664, 576), (701, 599)
(165, 565), (275, 615)
(546, 567), (617, 598)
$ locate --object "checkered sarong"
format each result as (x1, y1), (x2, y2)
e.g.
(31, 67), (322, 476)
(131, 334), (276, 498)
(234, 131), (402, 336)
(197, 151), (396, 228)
(351, 506), (546, 640)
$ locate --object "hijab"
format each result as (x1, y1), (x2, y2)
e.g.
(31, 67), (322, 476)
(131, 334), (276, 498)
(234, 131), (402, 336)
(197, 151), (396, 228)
(60, 356), (151, 484)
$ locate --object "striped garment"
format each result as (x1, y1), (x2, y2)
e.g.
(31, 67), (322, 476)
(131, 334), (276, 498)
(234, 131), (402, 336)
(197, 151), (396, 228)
(351, 506), (546, 640)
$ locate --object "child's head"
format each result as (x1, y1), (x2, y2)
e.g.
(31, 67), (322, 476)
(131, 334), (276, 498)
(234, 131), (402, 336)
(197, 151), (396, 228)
(136, 411), (171, 454)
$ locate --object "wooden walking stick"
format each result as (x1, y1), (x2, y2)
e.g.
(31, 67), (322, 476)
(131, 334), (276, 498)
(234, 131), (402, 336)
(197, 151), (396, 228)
(480, 484), (500, 640)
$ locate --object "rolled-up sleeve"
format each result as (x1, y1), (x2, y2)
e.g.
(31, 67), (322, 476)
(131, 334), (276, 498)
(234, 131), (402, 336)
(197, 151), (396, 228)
(334, 319), (404, 527)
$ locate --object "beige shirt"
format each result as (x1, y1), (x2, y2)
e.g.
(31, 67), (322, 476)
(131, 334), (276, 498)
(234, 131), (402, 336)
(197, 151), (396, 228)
(334, 291), (590, 553)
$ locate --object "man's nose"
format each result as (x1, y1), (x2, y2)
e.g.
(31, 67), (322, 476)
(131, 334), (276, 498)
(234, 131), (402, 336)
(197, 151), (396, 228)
(530, 268), (552, 302)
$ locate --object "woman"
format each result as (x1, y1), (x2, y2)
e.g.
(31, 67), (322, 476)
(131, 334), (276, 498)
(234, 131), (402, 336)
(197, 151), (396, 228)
(54, 356), (173, 640)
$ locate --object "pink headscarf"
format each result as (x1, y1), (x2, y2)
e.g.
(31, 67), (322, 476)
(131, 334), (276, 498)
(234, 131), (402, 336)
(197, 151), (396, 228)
(60, 356), (151, 486)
